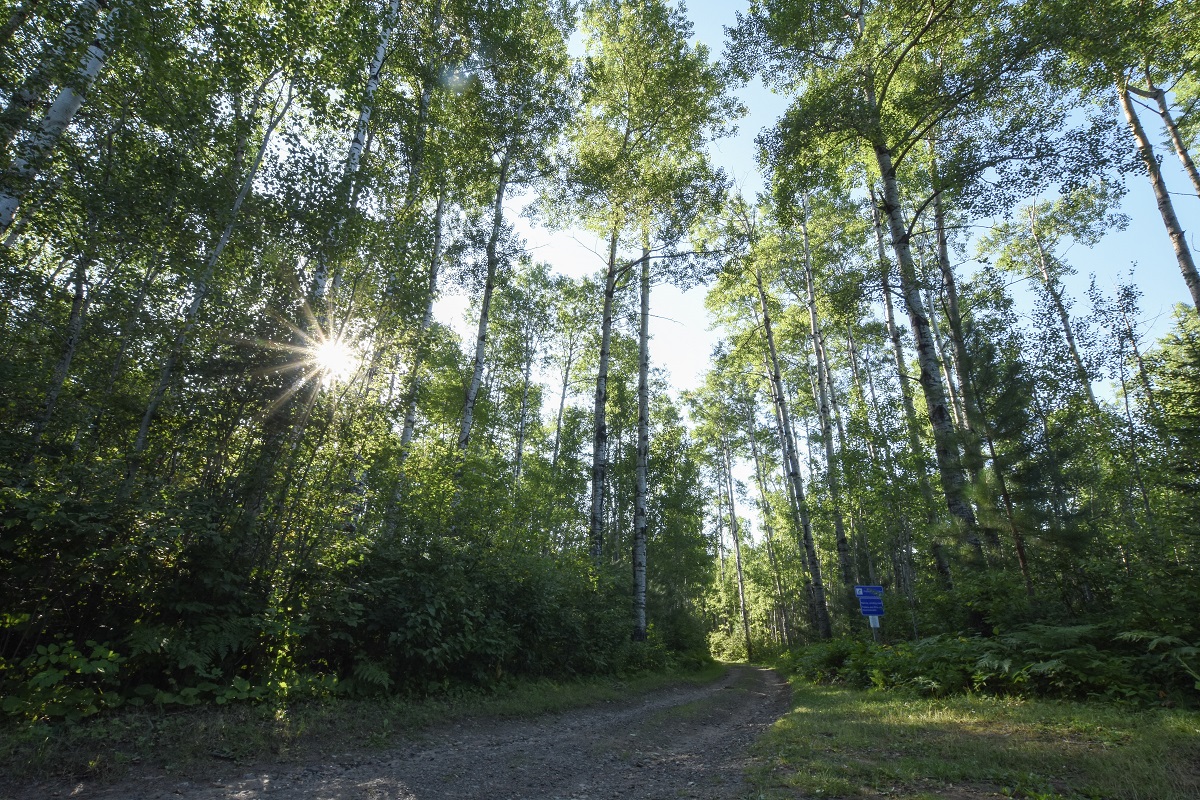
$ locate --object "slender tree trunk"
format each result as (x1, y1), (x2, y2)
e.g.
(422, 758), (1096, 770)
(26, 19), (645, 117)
(747, 406), (790, 645)
(312, 0), (401, 300)
(799, 201), (852, 587)
(874, 143), (979, 545)
(929, 160), (985, 474)
(724, 441), (753, 661)
(0, 1), (119, 236)
(871, 184), (953, 583)
(590, 229), (621, 563)
(0, 0), (101, 155)
(924, 283), (967, 432)
(551, 346), (575, 471)
(1117, 81), (1200, 312)
(1027, 207), (1100, 410)
(755, 269), (832, 639)
(513, 333), (534, 485)
(1131, 80), (1200, 199)
(27, 251), (92, 455)
(0, 0), (44, 52)
(122, 90), (291, 493)
(632, 245), (650, 642)
(399, 189), (445, 460)
(459, 150), (512, 451)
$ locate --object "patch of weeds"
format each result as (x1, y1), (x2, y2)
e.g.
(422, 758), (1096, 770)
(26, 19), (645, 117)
(747, 678), (1200, 800)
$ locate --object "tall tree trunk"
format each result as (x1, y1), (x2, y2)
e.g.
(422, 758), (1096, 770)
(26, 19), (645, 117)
(871, 184), (954, 583)
(513, 331), (535, 485)
(398, 189), (446, 460)
(0, 0), (44, 52)
(459, 150), (512, 451)
(27, 250), (92, 455)
(755, 269), (832, 639)
(0, 0), (101, 155)
(632, 245), (650, 642)
(873, 142), (980, 546)
(1129, 79), (1200, 199)
(589, 228), (621, 563)
(747, 406), (791, 645)
(1117, 80), (1200, 312)
(1027, 206), (1100, 410)
(873, 183), (955, 582)
(122, 90), (291, 494)
(551, 344), (575, 472)
(0, 1), (119, 236)
(799, 199), (853, 587)
(724, 441), (753, 661)
(311, 0), (401, 300)
(929, 158), (986, 475)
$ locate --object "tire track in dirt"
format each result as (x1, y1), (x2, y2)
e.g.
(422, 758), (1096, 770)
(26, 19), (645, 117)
(16, 666), (791, 800)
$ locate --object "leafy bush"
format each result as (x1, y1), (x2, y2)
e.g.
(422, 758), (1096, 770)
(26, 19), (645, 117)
(779, 623), (1200, 706)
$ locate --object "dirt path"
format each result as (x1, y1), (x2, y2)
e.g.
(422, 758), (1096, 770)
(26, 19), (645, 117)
(13, 666), (791, 800)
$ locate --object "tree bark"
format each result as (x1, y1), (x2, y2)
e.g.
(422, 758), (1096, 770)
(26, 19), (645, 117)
(589, 229), (621, 563)
(724, 441), (753, 661)
(399, 189), (446, 460)
(871, 184), (955, 582)
(799, 200), (853, 587)
(1132, 79), (1200, 199)
(1027, 205), (1099, 410)
(311, 0), (401, 300)
(1117, 81), (1200, 312)
(0, 0), (101, 156)
(929, 158), (985, 475)
(0, 0), (119, 236)
(27, 250), (92, 455)
(874, 143), (980, 545)
(755, 269), (832, 639)
(459, 149), (512, 451)
(746, 406), (791, 645)
(122, 89), (291, 493)
(632, 245), (650, 642)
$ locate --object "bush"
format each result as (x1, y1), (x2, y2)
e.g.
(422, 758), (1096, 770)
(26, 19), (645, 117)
(778, 623), (1200, 706)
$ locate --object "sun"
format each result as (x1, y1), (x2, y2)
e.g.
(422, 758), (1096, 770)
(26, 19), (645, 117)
(309, 337), (358, 384)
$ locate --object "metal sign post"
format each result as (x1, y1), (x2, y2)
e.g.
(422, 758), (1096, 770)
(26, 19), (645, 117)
(854, 585), (884, 643)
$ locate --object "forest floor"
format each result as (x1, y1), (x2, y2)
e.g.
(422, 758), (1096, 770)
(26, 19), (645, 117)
(1, 665), (792, 800)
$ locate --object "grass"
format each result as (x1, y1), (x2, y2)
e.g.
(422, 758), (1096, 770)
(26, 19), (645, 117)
(747, 678), (1200, 800)
(0, 662), (725, 789)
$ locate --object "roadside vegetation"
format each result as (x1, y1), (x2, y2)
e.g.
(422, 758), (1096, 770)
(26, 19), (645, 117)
(748, 676), (1200, 800)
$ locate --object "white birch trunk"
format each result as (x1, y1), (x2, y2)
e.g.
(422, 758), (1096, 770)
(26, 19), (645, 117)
(755, 269), (832, 639)
(589, 229), (621, 563)
(458, 150), (511, 451)
(0, 0), (101, 155)
(874, 143), (979, 540)
(632, 245), (650, 642)
(399, 190), (446, 459)
(0, 0), (118, 236)
(800, 200), (853, 587)
(1117, 81), (1200, 312)
(122, 90), (291, 492)
(724, 441), (753, 661)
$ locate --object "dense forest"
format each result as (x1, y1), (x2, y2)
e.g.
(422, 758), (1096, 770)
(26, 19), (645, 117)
(1, 0), (1198, 720)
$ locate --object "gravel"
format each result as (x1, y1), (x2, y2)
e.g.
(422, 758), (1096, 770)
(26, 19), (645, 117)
(8, 666), (791, 800)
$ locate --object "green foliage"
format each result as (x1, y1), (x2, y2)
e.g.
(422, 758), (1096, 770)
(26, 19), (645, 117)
(778, 623), (1200, 705)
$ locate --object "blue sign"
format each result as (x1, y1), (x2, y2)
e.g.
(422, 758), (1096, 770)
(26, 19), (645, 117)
(854, 585), (884, 616)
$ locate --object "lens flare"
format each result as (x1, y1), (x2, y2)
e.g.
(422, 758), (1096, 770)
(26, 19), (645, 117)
(310, 337), (357, 384)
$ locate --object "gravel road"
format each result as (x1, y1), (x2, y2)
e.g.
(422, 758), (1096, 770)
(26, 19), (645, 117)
(12, 666), (792, 800)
